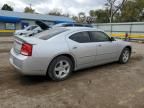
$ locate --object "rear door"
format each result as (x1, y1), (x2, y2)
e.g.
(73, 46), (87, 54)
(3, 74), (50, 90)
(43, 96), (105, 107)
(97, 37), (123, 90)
(67, 31), (96, 67)
(89, 31), (119, 64)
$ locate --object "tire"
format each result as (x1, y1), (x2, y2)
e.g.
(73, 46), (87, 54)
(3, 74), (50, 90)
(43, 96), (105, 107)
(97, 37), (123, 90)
(119, 48), (131, 64)
(47, 56), (73, 81)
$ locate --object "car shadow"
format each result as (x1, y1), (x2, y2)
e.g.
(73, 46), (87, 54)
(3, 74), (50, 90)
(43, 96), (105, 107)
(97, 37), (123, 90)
(17, 55), (143, 85)
(72, 62), (118, 77)
(18, 75), (50, 85)
(18, 62), (118, 86)
(17, 54), (143, 86)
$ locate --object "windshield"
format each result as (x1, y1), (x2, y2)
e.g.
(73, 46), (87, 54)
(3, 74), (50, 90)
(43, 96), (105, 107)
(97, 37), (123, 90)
(34, 28), (69, 40)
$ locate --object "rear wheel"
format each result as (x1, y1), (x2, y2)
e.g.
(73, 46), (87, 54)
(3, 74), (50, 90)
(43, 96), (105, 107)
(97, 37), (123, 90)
(119, 48), (131, 64)
(47, 56), (73, 81)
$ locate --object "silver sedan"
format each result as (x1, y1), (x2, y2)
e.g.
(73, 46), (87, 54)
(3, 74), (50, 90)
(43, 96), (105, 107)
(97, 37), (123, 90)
(10, 27), (132, 81)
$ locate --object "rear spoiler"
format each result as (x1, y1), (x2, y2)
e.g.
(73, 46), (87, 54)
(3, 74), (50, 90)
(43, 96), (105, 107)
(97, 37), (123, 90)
(14, 36), (40, 45)
(15, 36), (26, 43)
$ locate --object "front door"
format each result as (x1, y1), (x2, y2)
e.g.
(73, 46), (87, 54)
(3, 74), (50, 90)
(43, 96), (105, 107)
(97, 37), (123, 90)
(67, 31), (96, 67)
(89, 31), (118, 64)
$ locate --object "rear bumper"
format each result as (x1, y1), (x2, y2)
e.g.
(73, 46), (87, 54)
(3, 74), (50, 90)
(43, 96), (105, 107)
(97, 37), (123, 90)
(9, 48), (47, 75)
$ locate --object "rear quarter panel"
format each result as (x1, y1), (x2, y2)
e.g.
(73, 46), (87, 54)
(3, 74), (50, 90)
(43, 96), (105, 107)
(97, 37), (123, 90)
(30, 34), (71, 74)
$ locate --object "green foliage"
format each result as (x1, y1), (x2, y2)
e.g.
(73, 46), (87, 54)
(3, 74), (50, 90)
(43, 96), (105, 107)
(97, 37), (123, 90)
(89, 0), (144, 23)
(24, 7), (35, 13)
(48, 8), (62, 16)
(119, 0), (144, 22)
(1, 4), (13, 11)
(71, 16), (79, 22)
(89, 9), (109, 23)
(48, 8), (70, 17)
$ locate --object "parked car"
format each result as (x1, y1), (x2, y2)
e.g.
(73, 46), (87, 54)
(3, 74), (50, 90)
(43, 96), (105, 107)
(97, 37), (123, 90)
(35, 20), (51, 30)
(14, 25), (42, 36)
(35, 20), (94, 29)
(10, 27), (132, 81)
(52, 23), (94, 28)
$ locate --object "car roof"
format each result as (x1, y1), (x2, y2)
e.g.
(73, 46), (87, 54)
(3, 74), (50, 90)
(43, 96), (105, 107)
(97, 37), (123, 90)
(63, 27), (103, 32)
(53, 23), (94, 27)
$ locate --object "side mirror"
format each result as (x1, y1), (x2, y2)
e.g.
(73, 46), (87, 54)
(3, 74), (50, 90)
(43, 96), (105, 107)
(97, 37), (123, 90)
(110, 37), (115, 41)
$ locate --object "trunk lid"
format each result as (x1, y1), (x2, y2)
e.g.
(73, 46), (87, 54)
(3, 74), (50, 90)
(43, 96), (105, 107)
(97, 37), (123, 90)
(13, 36), (43, 54)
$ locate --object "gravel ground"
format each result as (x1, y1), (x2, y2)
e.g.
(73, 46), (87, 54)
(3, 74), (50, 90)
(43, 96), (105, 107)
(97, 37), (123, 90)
(0, 36), (13, 43)
(0, 36), (13, 53)
(0, 43), (13, 53)
(0, 43), (143, 108)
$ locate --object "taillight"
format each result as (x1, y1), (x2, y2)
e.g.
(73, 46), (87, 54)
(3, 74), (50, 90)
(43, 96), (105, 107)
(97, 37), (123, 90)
(20, 43), (33, 56)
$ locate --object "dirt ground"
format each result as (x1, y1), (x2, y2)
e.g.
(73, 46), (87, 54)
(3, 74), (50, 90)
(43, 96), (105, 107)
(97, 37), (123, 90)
(0, 41), (144, 108)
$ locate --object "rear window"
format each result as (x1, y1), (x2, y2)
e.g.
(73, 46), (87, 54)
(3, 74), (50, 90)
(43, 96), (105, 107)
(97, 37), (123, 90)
(35, 28), (68, 40)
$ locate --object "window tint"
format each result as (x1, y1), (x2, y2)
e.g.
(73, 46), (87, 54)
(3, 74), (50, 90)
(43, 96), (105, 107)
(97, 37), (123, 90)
(74, 24), (84, 27)
(35, 28), (68, 40)
(90, 31), (110, 42)
(63, 24), (73, 27)
(69, 32), (90, 43)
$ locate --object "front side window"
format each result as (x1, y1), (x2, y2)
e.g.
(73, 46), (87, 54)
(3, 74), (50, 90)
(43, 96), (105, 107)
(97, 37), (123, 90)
(90, 31), (110, 42)
(69, 31), (90, 43)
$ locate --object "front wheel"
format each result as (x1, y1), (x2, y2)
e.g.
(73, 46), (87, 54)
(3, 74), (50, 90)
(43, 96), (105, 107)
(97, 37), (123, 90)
(47, 56), (73, 81)
(119, 48), (131, 64)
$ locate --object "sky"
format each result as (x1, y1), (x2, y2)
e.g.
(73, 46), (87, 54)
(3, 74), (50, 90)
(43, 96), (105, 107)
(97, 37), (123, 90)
(0, 0), (107, 15)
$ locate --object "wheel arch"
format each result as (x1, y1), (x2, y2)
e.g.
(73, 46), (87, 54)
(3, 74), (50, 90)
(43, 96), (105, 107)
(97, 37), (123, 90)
(124, 46), (132, 53)
(46, 53), (76, 76)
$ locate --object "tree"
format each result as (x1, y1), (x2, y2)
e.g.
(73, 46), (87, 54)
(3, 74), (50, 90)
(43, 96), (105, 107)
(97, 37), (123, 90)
(89, 10), (95, 17)
(24, 7), (35, 13)
(1, 4), (13, 11)
(120, 0), (138, 22)
(71, 15), (79, 22)
(78, 12), (86, 23)
(89, 9), (109, 23)
(48, 8), (63, 16)
(48, 8), (71, 17)
(105, 0), (127, 23)
(120, 0), (144, 22)
(89, 0), (144, 23)
(135, 0), (144, 21)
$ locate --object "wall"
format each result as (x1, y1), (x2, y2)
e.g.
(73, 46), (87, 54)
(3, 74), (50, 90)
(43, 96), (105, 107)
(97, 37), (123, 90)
(94, 22), (144, 40)
(0, 19), (56, 36)
(0, 22), (5, 29)
(0, 22), (15, 36)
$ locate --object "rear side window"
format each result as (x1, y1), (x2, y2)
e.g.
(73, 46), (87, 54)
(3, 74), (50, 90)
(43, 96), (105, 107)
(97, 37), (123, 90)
(90, 31), (110, 42)
(69, 31), (90, 43)
(35, 28), (68, 40)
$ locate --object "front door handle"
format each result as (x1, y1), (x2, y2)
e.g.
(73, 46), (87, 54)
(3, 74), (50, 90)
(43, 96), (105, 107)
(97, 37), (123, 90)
(72, 46), (78, 49)
(98, 44), (102, 47)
